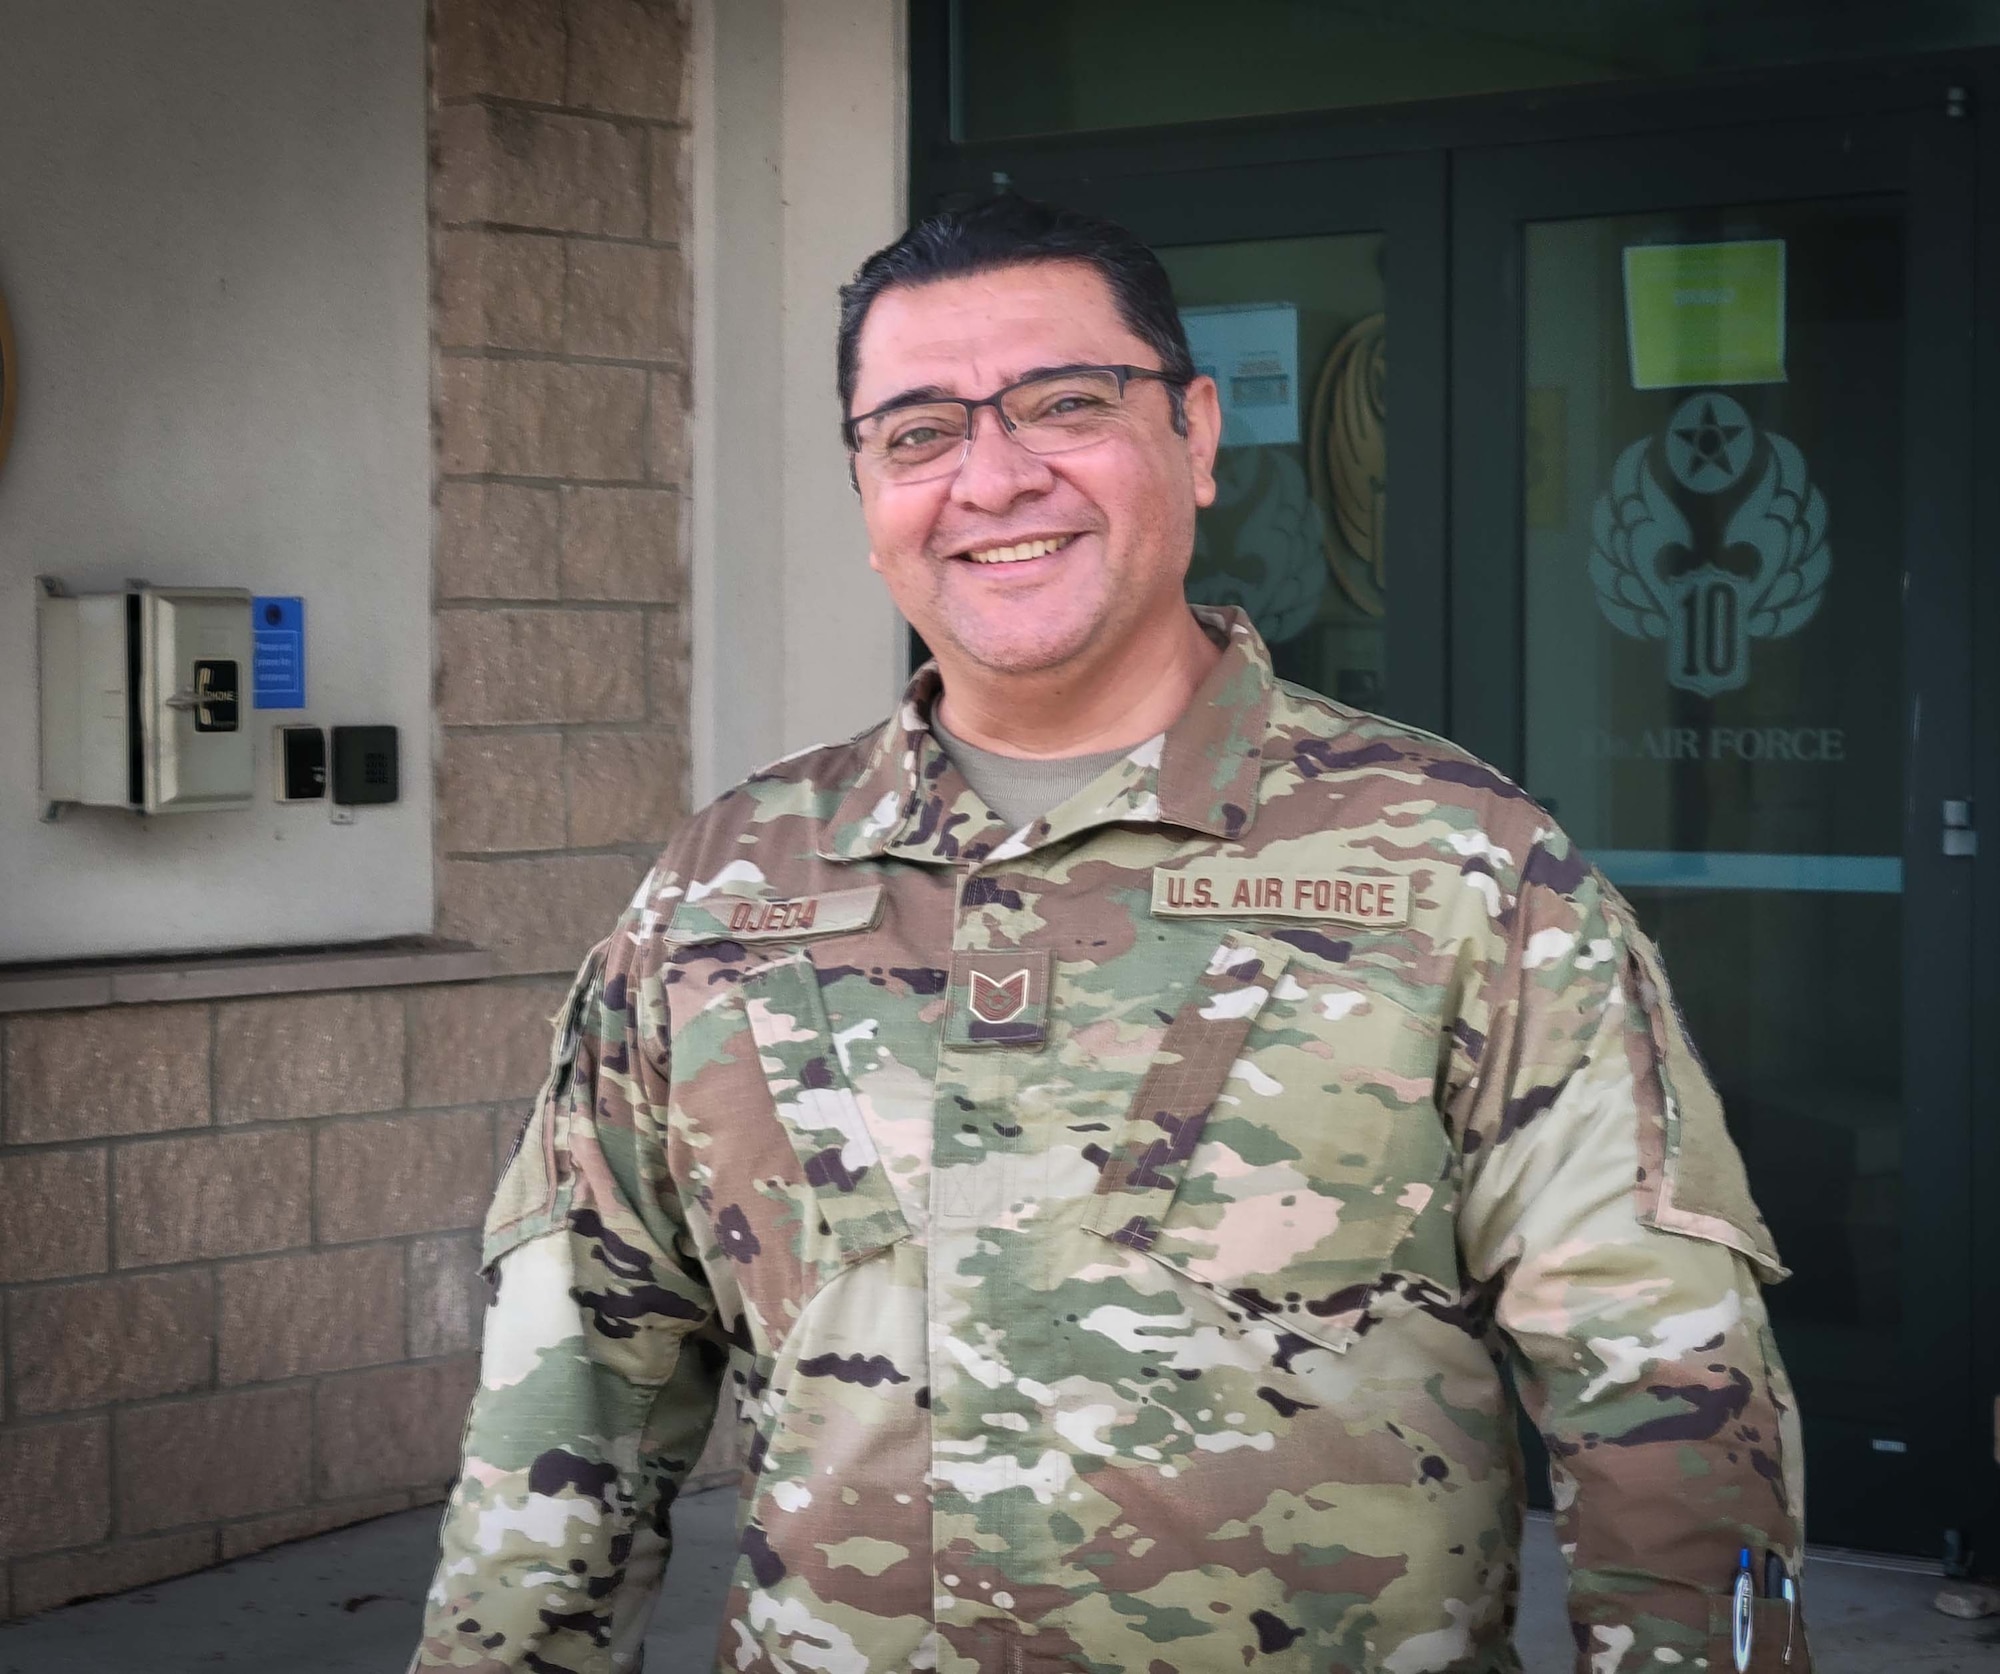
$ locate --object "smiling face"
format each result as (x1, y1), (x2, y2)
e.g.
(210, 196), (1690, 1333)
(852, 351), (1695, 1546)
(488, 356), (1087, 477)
(850, 260), (1220, 685)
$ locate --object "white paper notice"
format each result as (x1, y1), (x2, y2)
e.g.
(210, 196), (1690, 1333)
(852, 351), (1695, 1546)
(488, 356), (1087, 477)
(1181, 302), (1300, 448)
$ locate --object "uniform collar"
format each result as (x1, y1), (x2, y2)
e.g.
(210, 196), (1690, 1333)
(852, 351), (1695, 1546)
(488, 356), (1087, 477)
(817, 605), (1273, 866)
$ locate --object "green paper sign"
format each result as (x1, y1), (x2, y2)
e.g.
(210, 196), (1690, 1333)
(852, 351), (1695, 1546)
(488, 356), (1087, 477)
(1624, 239), (1787, 390)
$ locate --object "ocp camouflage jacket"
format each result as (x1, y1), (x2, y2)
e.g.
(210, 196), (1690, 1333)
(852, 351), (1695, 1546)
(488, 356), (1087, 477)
(414, 607), (1809, 1674)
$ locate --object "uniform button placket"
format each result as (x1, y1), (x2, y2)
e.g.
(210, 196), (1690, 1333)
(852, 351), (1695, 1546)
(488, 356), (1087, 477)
(930, 856), (1038, 1657)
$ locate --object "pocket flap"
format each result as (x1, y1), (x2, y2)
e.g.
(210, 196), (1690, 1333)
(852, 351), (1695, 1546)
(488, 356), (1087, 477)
(734, 953), (913, 1264)
(1085, 934), (1292, 1249)
(1085, 934), (1455, 1354)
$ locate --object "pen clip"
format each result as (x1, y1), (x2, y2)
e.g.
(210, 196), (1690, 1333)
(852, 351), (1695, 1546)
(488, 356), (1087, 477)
(1731, 1550), (1756, 1673)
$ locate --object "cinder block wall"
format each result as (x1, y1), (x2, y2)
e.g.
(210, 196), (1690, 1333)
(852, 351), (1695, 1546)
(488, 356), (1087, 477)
(0, 0), (696, 1620)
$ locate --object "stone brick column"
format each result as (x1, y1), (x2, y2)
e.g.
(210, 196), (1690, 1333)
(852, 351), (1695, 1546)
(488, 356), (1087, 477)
(431, 0), (692, 978)
(0, 986), (551, 1617)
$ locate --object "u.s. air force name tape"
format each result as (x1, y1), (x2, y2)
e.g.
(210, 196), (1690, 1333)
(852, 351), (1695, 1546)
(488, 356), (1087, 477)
(1151, 864), (1409, 928)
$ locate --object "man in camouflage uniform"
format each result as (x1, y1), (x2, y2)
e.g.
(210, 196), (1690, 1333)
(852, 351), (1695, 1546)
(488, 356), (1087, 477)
(414, 197), (1809, 1673)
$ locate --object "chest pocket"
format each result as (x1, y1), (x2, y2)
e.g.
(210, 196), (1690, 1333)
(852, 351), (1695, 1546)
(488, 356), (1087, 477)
(1084, 930), (1457, 1353)
(672, 950), (914, 1354)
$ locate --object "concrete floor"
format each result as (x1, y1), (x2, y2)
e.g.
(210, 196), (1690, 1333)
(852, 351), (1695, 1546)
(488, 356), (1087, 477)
(2, 1485), (1994, 1672)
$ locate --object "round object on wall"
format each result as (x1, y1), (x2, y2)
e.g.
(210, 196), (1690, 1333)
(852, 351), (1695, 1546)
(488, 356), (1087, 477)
(0, 285), (15, 478)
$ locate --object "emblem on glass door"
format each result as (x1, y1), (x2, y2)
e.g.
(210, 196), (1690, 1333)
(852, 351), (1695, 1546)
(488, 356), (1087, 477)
(1588, 391), (1830, 695)
(1186, 448), (1327, 643)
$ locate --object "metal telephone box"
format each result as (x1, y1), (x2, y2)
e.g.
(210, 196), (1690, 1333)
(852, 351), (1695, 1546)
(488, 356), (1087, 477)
(36, 579), (255, 816)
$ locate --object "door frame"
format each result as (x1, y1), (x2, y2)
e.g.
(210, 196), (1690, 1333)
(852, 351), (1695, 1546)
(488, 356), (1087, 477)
(904, 147), (1450, 733)
(909, 14), (2000, 1560)
(1449, 107), (1979, 1554)
(911, 13), (2000, 183)
(1970, 82), (2000, 1578)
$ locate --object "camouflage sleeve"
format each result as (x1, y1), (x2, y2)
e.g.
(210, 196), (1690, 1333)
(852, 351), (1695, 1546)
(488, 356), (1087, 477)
(412, 909), (724, 1673)
(1452, 842), (1810, 1674)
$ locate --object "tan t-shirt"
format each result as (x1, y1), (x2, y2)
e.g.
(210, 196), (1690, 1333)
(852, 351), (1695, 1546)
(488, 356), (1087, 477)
(928, 709), (1136, 831)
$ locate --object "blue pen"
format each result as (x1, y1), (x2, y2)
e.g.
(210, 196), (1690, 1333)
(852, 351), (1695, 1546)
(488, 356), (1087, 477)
(1731, 1546), (1756, 1672)
(1781, 1570), (1798, 1664)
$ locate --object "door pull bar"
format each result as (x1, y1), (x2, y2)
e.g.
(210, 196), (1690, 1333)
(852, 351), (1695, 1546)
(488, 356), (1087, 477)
(1942, 799), (1976, 858)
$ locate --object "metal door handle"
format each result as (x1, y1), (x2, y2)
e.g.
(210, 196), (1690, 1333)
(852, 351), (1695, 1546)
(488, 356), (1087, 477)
(1943, 799), (1977, 857)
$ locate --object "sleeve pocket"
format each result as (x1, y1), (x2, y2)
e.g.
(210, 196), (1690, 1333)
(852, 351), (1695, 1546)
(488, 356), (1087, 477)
(481, 943), (606, 1271)
(1619, 914), (1788, 1284)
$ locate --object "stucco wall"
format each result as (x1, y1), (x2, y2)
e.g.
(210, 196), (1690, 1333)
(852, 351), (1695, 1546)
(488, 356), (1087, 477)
(0, 0), (434, 962)
(688, 0), (908, 803)
(0, 0), (703, 1619)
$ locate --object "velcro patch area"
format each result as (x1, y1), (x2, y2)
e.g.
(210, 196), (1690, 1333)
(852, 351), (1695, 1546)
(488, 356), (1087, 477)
(945, 948), (1053, 1049)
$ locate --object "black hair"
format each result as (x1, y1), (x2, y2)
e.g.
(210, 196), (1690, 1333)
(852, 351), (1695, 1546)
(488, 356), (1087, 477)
(837, 193), (1195, 435)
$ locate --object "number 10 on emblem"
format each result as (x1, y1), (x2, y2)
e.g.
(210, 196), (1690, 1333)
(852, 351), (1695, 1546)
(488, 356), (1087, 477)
(1590, 392), (1830, 697)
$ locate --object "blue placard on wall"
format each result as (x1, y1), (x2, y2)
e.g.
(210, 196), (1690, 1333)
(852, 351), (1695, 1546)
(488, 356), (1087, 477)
(252, 596), (306, 709)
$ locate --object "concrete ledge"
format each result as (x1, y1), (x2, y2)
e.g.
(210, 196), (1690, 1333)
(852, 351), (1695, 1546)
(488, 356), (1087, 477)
(0, 941), (497, 1015)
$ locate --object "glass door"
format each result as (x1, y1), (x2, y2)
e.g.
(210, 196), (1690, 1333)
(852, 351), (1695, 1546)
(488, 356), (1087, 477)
(1161, 230), (1398, 710)
(1452, 111), (1977, 1555)
(913, 150), (1451, 735)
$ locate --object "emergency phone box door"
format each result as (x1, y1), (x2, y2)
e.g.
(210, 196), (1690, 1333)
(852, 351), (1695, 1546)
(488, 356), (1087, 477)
(36, 581), (254, 816)
(141, 589), (253, 813)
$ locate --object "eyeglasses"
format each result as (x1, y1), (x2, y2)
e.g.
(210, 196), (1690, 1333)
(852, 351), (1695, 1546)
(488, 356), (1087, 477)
(843, 364), (1188, 486)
